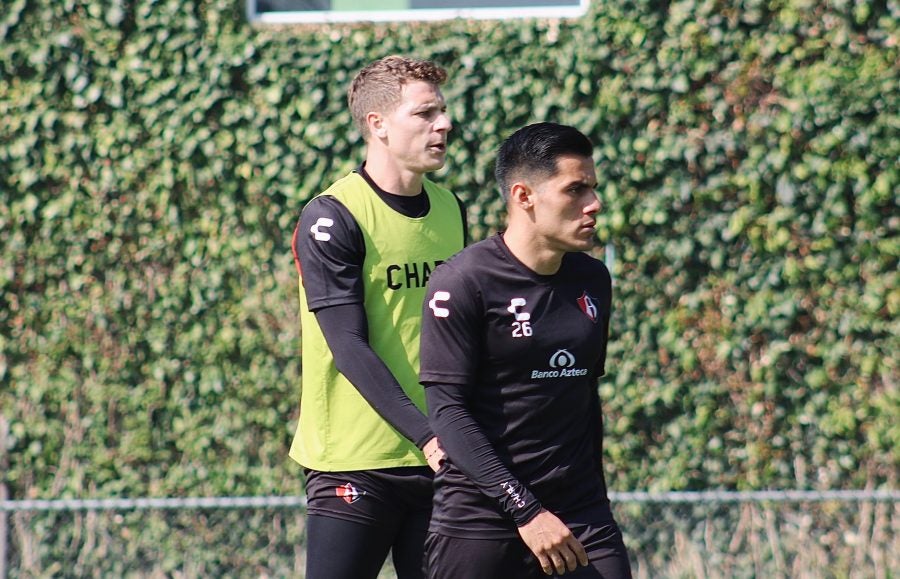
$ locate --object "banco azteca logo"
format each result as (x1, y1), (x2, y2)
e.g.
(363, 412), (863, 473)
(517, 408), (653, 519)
(550, 349), (576, 368)
(531, 349), (588, 379)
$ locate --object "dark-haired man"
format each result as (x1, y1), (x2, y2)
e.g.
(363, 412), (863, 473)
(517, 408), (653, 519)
(289, 55), (466, 579)
(420, 123), (631, 578)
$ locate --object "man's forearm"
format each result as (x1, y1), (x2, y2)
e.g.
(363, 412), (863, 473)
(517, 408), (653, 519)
(426, 384), (543, 526)
(316, 303), (433, 448)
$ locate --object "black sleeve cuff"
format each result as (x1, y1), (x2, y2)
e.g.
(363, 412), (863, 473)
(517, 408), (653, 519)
(495, 479), (543, 526)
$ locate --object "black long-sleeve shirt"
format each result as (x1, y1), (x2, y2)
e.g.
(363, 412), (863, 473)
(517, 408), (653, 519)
(420, 234), (613, 538)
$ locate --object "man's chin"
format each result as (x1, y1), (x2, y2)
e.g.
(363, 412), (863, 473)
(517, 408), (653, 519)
(570, 238), (596, 252)
(421, 159), (446, 173)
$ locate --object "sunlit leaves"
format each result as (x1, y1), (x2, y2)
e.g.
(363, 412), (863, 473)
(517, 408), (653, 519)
(1, 0), (895, 532)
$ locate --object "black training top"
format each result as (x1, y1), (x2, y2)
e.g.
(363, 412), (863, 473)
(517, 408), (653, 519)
(420, 233), (613, 538)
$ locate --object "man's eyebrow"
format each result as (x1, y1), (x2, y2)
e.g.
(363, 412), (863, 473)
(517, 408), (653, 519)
(566, 178), (597, 188)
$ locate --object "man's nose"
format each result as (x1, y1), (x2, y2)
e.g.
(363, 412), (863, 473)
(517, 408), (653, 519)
(434, 112), (452, 133)
(585, 192), (601, 215)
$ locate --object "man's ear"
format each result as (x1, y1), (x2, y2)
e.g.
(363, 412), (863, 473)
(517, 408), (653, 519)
(509, 182), (533, 209)
(367, 112), (386, 139)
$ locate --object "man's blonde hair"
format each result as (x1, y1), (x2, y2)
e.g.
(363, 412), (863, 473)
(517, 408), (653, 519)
(348, 55), (448, 141)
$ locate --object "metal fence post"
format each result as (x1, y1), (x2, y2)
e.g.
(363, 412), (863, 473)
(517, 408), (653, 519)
(0, 481), (7, 579)
(0, 415), (8, 579)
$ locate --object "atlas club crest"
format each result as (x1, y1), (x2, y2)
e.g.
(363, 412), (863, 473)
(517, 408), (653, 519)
(576, 291), (599, 322)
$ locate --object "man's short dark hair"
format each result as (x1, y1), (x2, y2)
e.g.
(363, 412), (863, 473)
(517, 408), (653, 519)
(348, 55), (448, 141)
(495, 122), (594, 200)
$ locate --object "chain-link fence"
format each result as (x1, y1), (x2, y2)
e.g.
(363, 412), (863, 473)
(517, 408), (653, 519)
(2, 491), (897, 578)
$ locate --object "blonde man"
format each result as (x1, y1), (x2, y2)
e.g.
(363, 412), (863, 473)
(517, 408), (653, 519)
(289, 56), (466, 579)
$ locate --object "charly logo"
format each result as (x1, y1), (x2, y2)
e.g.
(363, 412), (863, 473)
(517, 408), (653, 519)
(387, 260), (443, 290)
(508, 297), (533, 338)
(532, 349), (588, 379)
(507, 298), (531, 321)
(311, 217), (334, 241)
(429, 291), (450, 318)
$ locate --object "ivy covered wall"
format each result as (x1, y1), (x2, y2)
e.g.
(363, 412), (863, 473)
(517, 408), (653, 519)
(2, 0), (897, 510)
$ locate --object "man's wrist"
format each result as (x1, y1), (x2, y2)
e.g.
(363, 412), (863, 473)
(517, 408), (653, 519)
(496, 479), (542, 526)
(415, 429), (435, 449)
(512, 500), (543, 527)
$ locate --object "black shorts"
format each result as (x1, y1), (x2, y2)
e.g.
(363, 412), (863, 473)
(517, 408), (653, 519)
(425, 518), (631, 579)
(304, 466), (434, 527)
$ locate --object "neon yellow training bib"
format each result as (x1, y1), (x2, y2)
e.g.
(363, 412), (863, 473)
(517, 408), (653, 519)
(289, 172), (464, 471)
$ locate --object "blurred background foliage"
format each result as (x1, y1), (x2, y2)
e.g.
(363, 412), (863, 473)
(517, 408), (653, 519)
(1, 0), (897, 512)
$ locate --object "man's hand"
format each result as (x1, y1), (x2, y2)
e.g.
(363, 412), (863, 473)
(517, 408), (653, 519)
(517, 510), (588, 575)
(422, 437), (446, 472)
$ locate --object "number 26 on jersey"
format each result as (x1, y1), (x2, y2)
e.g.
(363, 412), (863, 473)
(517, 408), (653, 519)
(507, 298), (533, 338)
